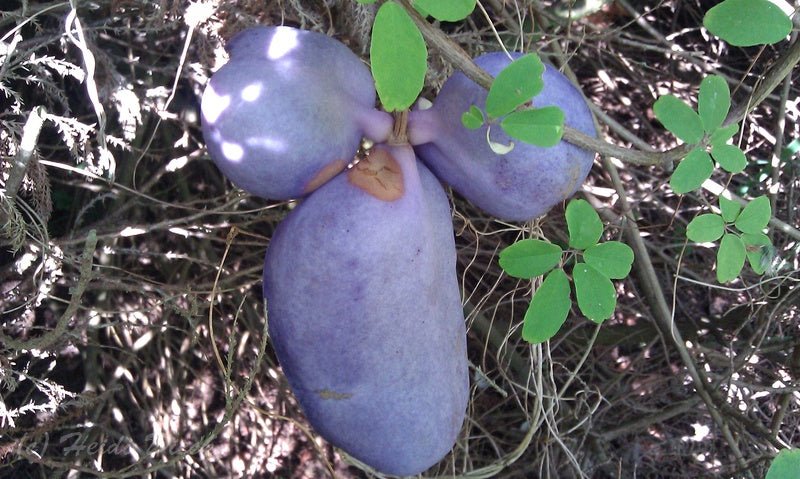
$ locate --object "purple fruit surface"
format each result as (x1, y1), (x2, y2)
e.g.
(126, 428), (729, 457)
(201, 26), (393, 200)
(409, 52), (598, 221)
(262, 143), (468, 476)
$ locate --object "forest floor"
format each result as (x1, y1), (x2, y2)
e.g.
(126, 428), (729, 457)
(1, 1), (799, 478)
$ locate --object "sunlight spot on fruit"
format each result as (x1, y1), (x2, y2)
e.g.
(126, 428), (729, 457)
(267, 28), (300, 60)
(221, 141), (244, 161)
(240, 82), (262, 102)
(200, 85), (229, 124)
(245, 136), (286, 152)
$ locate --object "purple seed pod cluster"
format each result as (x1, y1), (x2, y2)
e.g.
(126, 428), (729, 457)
(201, 25), (596, 476)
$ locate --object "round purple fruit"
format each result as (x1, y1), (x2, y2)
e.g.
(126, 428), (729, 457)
(409, 52), (598, 221)
(201, 26), (393, 200)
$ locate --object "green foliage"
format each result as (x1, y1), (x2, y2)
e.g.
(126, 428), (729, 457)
(566, 199), (603, 250)
(573, 262), (616, 323)
(413, 0), (476, 22)
(782, 138), (800, 161)
(500, 106), (565, 147)
(369, 10), (563, 148)
(499, 239), (562, 279)
(710, 123), (738, 144)
(651, 62), (777, 285)
(719, 196), (741, 222)
(653, 95), (705, 144)
(734, 195), (771, 234)
(461, 105), (484, 129)
(522, 269), (571, 343)
(370, 1), (427, 111)
(766, 449), (800, 479)
(710, 143), (746, 173)
(686, 214), (725, 243)
(686, 196), (773, 282)
(717, 233), (746, 282)
(670, 148), (714, 194)
(459, 53), (565, 148)
(485, 54), (545, 118)
(499, 199), (634, 344)
(704, 0), (792, 47)
(742, 232), (771, 275)
(583, 241), (634, 279)
(698, 75), (730, 133)
(656, 74), (751, 196)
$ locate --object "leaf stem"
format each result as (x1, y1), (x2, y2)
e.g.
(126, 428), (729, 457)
(397, 0), (800, 170)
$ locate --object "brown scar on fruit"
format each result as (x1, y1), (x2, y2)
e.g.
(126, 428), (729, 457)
(348, 148), (404, 201)
(316, 389), (353, 400)
(304, 159), (348, 194)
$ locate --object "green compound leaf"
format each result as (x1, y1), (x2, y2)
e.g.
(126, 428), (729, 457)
(485, 53), (545, 119)
(766, 449), (800, 479)
(687, 213), (725, 243)
(717, 233), (746, 283)
(413, 0), (476, 21)
(741, 232), (772, 275)
(670, 148), (714, 194)
(500, 106), (565, 147)
(583, 241), (634, 279)
(370, 1), (427, 112)
(704, 0), (792, 47)
(711, 123), (739, 144)
(573, 262), (616, 323)
(522, 269), (571, 344)
(356, 0), (377, 3)
(566, 199), (603, 250)
(711, 143), (747, 173)
(782, 138), (800, 161)
(499, 239), (563, 279)
(698, 75), (730, 133)
(719, 196), (742, 223)
(461, 105), (484, 130)
(734, 195), (771, 234)
(653, 95), (705, 144)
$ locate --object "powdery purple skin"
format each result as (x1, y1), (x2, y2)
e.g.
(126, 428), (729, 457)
(263, 144), (468, 476)
(201, 26), (393, 200)
(411, 52), (598, 221)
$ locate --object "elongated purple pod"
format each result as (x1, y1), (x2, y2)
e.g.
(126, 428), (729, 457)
(409, 52), (598, 221)
(201, 26), (393, 200)
(263, 143), (468, 476)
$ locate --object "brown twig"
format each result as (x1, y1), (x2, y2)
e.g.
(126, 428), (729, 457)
(396, 0), (800, 170)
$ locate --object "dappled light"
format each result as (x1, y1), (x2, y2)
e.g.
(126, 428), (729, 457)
(266, 26), (300, 60)
(199, 84), (230, 125)
(1, 1), (798, 478)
